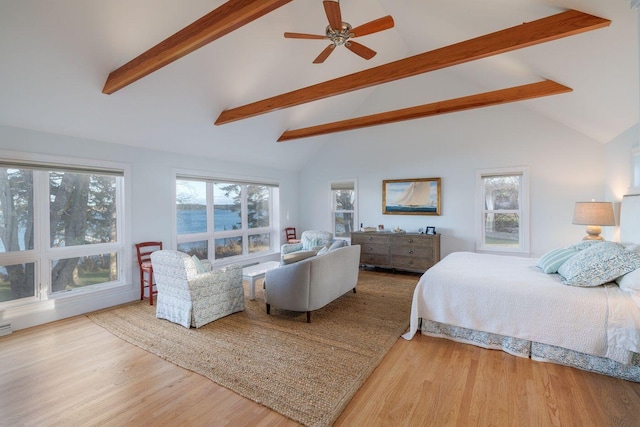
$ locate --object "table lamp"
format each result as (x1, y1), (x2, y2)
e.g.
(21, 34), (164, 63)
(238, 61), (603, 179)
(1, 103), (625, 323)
(572, 201), (615, 240)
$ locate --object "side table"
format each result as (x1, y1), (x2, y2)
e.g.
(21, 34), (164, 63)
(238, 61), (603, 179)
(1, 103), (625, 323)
(242, 261), (280, 300)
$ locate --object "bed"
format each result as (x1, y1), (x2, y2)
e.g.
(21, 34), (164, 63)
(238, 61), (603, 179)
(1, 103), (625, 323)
(402, 193), (640, 382)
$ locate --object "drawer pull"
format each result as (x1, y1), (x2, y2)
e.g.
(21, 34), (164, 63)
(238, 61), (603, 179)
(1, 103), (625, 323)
(368, 236), (373, 241)
(409, 250), (413, 254)
(408, 238), (413, 243)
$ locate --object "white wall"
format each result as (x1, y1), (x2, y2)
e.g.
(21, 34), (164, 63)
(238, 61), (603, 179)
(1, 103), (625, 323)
(0, 125), (299, 329)
(298, 103), (607, 258)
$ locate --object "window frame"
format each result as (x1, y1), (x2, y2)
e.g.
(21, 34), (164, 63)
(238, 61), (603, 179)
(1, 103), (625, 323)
(0, 150), (130, 308)
(330, 179), (358, 242)
(475, 166), (530, 255)
(175, 171), (279, 264)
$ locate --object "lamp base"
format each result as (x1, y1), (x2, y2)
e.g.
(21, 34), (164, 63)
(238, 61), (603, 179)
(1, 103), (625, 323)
(583, 225), (604, 241)
(582, 234), (604, 241)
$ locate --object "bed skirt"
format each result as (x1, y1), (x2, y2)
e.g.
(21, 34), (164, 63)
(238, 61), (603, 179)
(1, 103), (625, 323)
(420, 319), (640, 383)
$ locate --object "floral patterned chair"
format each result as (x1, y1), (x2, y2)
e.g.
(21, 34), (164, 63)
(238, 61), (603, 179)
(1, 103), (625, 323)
(150, 250), (244, 328)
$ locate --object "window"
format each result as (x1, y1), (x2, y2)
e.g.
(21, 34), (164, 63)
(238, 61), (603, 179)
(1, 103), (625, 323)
(331, 181), (357, 240)
(0, 162), (125, 305)
(476, 167), (529, 254)
(176, 177), (277, 261)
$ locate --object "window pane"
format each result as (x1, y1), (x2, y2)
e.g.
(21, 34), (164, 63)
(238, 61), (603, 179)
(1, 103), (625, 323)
(177, 240), (208, 259)
(49, 172), (117, 247)
(0, 168), (34, 252)
(176, 180), (207, 235)
(334, 189), (355, 210)
(249, 233), (270, 254)
(0, 262), (35, 302)
(51, 253), (118, 293)
(334, 212), (354, 238)
(247, 185), (270, 229)
(483, 175), (520, 210)
(484, 213), (519, 247)
(215, 236), (242, 259)
(214, 183), (241, 231)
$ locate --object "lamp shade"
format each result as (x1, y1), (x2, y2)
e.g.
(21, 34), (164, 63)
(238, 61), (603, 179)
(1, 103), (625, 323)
(572, 202), (615, 226)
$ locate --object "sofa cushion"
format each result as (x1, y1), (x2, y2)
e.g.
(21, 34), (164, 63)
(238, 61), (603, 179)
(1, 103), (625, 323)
(282, 250), (317, 265)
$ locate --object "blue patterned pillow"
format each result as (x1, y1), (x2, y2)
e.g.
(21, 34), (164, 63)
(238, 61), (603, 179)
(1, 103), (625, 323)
(536, 247), (578, 273)
(566, 240), (604, 251)
(558, 242), (640, 287)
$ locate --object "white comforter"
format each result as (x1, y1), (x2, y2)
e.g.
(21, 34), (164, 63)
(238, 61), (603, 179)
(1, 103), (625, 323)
(402, 252), (640, 364)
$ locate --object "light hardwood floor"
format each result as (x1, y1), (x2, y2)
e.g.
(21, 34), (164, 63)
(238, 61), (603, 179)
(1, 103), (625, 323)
(2, 313), (640, 426)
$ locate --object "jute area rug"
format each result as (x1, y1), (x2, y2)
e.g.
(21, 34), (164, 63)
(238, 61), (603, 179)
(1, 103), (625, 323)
(87, 269), (418, 427)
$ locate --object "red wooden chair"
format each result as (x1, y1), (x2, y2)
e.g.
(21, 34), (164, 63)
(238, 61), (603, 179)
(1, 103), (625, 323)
(135, 241), (162, 305)
(285, 227), (300, 243)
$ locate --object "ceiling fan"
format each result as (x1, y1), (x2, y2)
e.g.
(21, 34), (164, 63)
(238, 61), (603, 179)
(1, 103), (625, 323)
(284, 0), (394, 63)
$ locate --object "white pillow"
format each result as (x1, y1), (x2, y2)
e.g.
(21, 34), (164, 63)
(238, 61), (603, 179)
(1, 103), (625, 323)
(616, 267), (640, 291)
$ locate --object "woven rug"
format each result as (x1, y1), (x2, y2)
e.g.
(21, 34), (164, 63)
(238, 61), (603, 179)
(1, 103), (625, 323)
(87, 269), (417, 427)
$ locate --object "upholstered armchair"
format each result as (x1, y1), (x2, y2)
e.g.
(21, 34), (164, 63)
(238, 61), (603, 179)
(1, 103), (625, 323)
(281, 230), (333, 260)
(150, 250), (244, 328)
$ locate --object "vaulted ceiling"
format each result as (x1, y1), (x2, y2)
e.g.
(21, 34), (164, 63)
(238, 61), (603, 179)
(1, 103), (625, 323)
(0, 0), (637, 171)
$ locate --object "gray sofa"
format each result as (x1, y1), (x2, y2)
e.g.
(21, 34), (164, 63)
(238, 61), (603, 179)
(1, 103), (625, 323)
(263, 244), (361, 322)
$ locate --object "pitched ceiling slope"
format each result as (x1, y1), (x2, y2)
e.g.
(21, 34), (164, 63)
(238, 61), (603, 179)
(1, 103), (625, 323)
(0, 0), (637, 171)
(216, 9), (609, 126)
(277, 80), (573, 141)
(102, 0), (294, 94)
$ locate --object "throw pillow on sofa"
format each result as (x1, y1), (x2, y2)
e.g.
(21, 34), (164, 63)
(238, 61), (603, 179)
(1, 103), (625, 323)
(282, 250), (317, 265)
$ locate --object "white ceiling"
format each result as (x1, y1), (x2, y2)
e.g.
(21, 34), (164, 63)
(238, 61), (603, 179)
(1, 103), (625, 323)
(0, 0), (637, 171)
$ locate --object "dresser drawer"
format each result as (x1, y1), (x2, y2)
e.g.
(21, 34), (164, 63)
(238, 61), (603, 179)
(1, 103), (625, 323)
(390, 235), (434, 248)
(389, 245), (433, 258)
(389, 255), (434, 271)
(360, 253), (389, 266)
(352, 233), (390, 246)
(360, 243), (388, 256)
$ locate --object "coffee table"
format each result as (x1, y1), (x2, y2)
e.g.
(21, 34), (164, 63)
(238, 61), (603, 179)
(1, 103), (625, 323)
(242, 261), (280, 300)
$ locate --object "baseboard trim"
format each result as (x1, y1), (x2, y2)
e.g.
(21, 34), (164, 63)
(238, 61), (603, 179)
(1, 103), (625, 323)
(0, 322), (12, 336)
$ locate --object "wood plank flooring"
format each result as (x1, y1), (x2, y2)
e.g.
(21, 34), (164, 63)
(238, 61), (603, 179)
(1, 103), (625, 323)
(1, 314), (640, 426)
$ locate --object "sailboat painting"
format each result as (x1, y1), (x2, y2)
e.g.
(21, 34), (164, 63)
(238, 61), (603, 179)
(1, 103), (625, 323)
(383, 178), (441, 215)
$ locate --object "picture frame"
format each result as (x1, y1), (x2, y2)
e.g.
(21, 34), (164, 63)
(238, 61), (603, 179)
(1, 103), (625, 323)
(382, 177), (441, 216)
(426, 226), (436, 235)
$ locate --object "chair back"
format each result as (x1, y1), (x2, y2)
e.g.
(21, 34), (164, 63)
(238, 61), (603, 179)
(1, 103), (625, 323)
(300, 230), (333, 251)
(150, 250), (200, 290)
(135, 241), (162, 266)
(285, 227), (297, 242)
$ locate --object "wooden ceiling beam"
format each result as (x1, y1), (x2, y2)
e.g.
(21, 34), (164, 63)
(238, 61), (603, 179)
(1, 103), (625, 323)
(215, 10), (609, 125)
(102, 0), (293, 95)
(277, 80), (572, 142)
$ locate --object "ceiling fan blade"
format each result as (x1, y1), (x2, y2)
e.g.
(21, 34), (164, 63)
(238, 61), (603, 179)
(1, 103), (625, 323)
(313, 44), (335, 64)
(345, 40), (376, 60)
(284, 32), (327, 40)
(323, 0), (342, 30)
(350, 15), (395, 37)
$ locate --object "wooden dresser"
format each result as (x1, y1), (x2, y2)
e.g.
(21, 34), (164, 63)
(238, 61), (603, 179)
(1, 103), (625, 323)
(350, 232), (441, 273)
